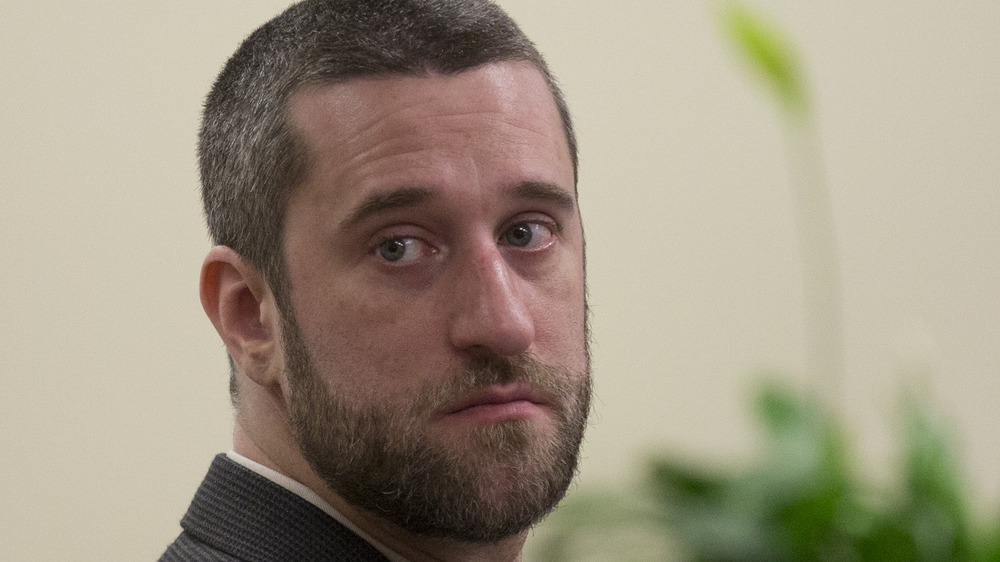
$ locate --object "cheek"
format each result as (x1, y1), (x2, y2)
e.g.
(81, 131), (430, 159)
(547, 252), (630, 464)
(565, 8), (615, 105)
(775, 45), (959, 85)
(532, 268), (588, 371)
(293, 292), (451, 390)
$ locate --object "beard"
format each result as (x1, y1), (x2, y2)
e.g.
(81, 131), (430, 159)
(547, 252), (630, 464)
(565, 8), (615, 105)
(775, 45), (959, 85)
(280, 311), (591, 543)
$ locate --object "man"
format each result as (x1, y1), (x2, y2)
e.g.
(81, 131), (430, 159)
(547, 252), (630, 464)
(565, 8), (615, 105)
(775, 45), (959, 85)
(161, 1), (590, 560)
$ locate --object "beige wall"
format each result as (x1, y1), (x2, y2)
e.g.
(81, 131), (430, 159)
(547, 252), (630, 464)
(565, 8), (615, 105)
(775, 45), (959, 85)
(2, 1), (997, 559)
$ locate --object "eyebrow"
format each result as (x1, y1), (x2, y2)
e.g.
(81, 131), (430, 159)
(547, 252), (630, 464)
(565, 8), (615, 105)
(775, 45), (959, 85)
(340, 186), (435, 230)
(339, 181), (576, 230)
(509, 181), (576, 211)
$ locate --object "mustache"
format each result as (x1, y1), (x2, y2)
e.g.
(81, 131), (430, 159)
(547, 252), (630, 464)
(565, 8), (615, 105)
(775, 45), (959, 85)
(416, 353), (586, 417)
(465, 353), (544, 387)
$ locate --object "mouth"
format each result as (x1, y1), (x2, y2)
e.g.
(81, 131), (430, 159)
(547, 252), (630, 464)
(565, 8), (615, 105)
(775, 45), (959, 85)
(435, 383), (553, 425)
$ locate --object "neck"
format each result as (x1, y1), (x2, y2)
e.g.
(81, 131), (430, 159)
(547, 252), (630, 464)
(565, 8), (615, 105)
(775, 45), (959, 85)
(232, 422), (527, 562)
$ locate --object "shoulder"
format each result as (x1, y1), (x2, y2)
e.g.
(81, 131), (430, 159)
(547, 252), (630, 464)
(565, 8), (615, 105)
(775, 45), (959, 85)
(159, 454), (391, 561)
(160, 530), (241, 562)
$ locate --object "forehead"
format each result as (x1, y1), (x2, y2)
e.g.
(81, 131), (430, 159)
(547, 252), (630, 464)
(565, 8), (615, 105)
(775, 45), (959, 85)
(285, 62), (573, 197)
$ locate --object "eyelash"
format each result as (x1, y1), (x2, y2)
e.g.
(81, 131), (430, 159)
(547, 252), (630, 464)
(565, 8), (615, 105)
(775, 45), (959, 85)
(500, 219), (557, 248)
(370, 216), (561, 263)
(372, 233), (435, 264)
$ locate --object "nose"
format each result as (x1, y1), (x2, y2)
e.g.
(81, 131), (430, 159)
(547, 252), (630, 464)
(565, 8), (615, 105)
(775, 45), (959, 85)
(448, 243), (535, 357)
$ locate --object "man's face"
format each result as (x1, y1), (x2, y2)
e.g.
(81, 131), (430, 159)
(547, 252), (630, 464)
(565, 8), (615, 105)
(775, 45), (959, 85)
(278, 62), (589, 542)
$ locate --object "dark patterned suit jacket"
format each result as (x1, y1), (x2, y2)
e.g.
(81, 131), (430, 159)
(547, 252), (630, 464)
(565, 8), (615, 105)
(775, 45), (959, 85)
(160, 454), (391, 561)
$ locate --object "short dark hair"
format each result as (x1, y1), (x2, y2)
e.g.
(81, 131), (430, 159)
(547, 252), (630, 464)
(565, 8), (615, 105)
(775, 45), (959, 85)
(200, 0), (577, 400)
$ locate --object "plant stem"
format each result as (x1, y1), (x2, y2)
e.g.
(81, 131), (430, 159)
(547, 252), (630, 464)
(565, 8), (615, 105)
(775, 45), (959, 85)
(783, 114), (844, 402)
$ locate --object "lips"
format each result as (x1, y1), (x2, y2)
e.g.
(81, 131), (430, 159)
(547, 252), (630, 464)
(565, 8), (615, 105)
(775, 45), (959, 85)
(436, 383), (552, 424)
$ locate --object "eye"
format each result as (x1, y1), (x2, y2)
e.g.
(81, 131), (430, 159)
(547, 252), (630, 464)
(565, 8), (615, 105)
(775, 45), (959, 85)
(377, 236), (432, 263)
(501, 221), (554, 249)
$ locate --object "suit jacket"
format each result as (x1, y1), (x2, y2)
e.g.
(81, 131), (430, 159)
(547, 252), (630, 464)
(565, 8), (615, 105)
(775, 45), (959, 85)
(160, 454), (391, 561)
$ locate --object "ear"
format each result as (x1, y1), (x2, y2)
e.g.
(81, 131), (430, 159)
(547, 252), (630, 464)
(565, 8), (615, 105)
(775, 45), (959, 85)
(200, 246), (283, 389)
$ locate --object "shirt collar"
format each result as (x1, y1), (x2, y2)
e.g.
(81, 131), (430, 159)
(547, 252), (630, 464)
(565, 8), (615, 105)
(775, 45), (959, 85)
(225, 450), (411, 562)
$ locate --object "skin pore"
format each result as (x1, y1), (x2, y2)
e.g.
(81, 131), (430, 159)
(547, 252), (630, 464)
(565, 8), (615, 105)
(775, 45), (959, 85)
(201, 62), (589, 561)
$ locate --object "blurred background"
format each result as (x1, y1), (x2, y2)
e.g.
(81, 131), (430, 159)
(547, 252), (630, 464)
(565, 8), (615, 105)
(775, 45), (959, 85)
(1, 1), (997, 559)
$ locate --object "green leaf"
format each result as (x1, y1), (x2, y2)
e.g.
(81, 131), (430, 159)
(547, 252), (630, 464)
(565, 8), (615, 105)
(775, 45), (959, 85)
(899, 395), (974, 558)
(755, 380), (801, 432)
(717, 0), (808, 115)
(649, 459), (728, 503)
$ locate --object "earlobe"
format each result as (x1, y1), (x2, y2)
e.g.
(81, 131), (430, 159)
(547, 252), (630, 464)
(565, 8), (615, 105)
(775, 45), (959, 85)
(200, 246), (282, 388)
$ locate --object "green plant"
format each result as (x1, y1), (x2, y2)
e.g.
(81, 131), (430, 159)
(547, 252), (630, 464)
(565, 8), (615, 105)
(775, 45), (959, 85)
(536, 382), (1000, 561)
(533, 3), (1000, 560)
(644, 382), (1000, 561)
(719, 0), (844, 399)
